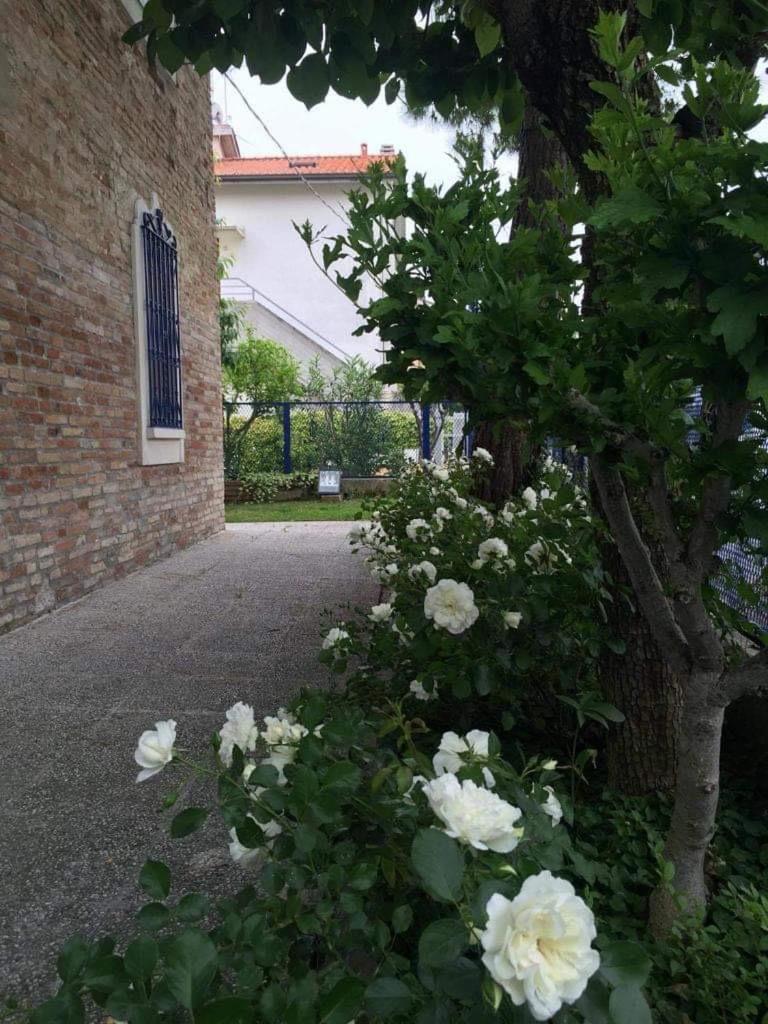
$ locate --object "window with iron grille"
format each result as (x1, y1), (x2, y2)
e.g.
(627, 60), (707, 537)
(140, 208), (183, 430)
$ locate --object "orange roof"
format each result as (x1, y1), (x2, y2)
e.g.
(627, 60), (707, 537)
(215, 148), (397, 181)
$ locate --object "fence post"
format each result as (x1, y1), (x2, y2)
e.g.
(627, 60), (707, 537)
(282, 402), (292, 474)
(421, 403), (431, 461)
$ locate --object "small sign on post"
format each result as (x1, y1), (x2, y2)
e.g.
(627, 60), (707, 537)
(318, 469), (342, 501)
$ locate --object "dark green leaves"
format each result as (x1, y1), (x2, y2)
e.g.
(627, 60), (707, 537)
(589, 187), (663, 229)
(170, 807), (209, 838)
(318, 977), (365, 1024)
(124, 937), (159, 980)
(418, 919), (467, 968)
(411, 828), (464, 902)
(365, 977), (413, 1018)
(287, 54), (330, 109)
(608, 985), (653, 1024)
(600, 941), (652, 987)
(139, 860), (171, 900)
(163, 930), (218, 1009)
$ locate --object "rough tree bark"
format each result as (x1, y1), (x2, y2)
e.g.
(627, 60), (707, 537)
(598, 531), (683, 794)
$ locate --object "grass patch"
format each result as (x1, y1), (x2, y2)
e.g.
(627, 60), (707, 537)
(225, 499), (367, 523)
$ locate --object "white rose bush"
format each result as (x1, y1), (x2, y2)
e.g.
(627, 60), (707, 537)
(336, 455), (611, 725)
(33, 678), (651, 1024)
(33, 456), (651, 1024)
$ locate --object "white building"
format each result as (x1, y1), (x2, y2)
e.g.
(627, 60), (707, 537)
(213, 117), (397, 374)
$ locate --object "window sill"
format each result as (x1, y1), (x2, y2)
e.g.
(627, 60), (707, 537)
(147, 426), (186, 440)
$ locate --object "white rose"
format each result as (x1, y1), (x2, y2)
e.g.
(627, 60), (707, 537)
(408, 560), (437, 584)
(503, 611), (522, 630)
(384, 563), (399, 577)
(480, 871), (599, 1021)
(477, 537), (509, 563)
(406, 518), (432, 540)
(541, 786), (563, 827)
(134, 720), (176, 782)
(521, 487), (538, 510)
(424, 579), (479, 635)
(261, 714), (308, 784)
(322, 627), (349, 650)
(228, 814), (282, 865)
(429, 547), (442, 556)
(409, 679), (437, 701)
(472, 446), (494, 465)
(525, 541), (546, 564)
(433, 467), (450, 482)
(421, 774), (523, 852)
(219, 701), (258, 767)
(435, 507), (452, 521)
(433, 729), (495, 787)
(369, 602), (393, 623)
(454, 496), (468, 510)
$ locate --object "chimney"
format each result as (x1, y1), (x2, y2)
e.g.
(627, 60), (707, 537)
(380, 144), (395, 155)
(360, 143), (368, 156)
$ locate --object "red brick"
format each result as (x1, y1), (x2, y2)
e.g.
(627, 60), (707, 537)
(1, 0), (224, 633)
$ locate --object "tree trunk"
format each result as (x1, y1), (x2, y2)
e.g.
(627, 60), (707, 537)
(649, 670), (724, 933)
(475, 103), (568, 504)
(598, 532), (683, 794)
(473, 419), (539, 506)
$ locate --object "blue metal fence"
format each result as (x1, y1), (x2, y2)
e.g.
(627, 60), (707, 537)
(223, 400), (470, 480)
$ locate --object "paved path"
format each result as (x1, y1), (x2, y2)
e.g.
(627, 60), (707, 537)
(0, 523), (376, 1002)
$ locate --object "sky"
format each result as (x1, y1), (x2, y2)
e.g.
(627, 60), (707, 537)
(211, 68), (518, 189)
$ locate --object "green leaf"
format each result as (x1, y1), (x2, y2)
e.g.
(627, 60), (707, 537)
(155, 34), (185, 73)
(287, 54), (330, 109)
(608, 985), (652, 1024)
(589, 187), (663, 229)
(56, 936), (90, 983)
(170, 807), (209, 838)
(136, 902), (170, 931)
(385, 78), (401, 104)
(163, 930), (218, 1010)
(392, 904), (413, 933)
(176, 893), (211, 922)
(124, 937), (159, 981)
(319, 978), (365, 1024)
(708, 285), (768, 354)
(747, 359), (768, 405)
(418, 919), (467, 968)
(600, 941), (652, 987)
(139, 860), (171, 900)
(364, 977), (412, 1018)
(82, 955), (126, 993)
(210, 0), (249, 20)
(322, 761), (362, 791)
(474, 15), (501, 57)
(197, 998), (252, 1024)
(412, 828), (465, 902)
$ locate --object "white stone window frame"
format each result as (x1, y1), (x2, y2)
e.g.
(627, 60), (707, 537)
(132, 194), (186, 466)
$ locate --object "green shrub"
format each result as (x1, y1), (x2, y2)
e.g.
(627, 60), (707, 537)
(226, 409), (420, 479)
(239, 471), (319, 503)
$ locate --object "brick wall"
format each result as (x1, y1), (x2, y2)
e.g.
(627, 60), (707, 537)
(0, 0), (224, 632)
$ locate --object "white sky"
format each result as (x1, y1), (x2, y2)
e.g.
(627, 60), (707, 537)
(212, 68), (517, 189)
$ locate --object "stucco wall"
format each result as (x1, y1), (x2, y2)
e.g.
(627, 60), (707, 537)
(0, 0), (224, 632)
(215, 179), (383, 365)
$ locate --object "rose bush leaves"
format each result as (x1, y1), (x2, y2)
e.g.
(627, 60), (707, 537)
(411, 828), (465, 902)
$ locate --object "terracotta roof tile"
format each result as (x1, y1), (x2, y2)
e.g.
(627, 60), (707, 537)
(215, 151), (397, 180)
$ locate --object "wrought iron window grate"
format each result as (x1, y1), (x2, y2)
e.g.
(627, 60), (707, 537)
(141, 208), (182, 429)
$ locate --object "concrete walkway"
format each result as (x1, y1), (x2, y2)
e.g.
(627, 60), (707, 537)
(0, 523), (376, 1002)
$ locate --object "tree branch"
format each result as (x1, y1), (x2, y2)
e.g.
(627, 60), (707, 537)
(590, 454), (691, 673)
(685, 400), (751, 584)
(567, 389), (660, 461)
(712, 646), (768, 707)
